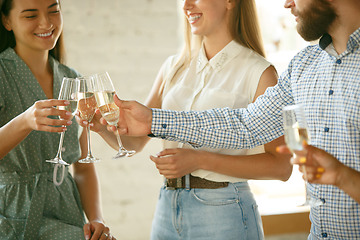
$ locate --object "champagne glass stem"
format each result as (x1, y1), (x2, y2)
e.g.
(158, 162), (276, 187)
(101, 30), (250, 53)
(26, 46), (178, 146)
(115, 129), (126, 151)
(47, 131), (69, 166)
(301, 164), (311, 203)
(112, 128), (127, 158)
(86, 125), (94, 158)
(55, 131), (65, 159)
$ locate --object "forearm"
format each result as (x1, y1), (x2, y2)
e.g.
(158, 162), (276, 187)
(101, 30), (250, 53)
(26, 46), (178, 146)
(151, 106), (283, 150)
(337, 165), (360, 204)
(199, 151), (292, 181)
(73, 165), (103, 222)
(0, 113), (31, 159)
(98, 129), (150, 152)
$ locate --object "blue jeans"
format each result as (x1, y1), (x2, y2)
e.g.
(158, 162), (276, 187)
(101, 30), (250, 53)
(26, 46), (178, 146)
(150, 182), (264, 240)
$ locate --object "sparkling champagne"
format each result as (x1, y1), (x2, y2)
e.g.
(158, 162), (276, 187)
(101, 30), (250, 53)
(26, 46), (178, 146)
(284, 127), (309, 151)
(58, 100), (78, 116)
(94, 90), (115, 107)
(95, 91), (119, 125)
(77, 92), (97, 121)
(98, 103), (119, 125)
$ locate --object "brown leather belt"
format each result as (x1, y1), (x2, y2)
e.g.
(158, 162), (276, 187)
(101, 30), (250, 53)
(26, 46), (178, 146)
(166, 175), (229, 190)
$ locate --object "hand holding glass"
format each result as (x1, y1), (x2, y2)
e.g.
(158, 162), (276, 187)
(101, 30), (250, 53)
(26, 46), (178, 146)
(47, 77), (79, 165)
(93, 72), (136, 158)
(77, 75), (100, 163)
(283, 104), (323, 207)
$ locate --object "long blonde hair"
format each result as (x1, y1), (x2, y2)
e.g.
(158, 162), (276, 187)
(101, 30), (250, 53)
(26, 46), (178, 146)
(159, 0), (265, 96)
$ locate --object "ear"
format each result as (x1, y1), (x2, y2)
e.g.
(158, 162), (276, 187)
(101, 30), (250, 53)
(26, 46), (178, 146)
(1, 14), (12, 31)
(226, 0), (236, 10)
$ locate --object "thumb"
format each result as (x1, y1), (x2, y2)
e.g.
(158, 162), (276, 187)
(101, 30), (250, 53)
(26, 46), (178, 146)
(113, 94), (130, 109)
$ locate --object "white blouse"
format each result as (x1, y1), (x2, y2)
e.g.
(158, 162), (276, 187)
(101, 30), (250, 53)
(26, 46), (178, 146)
(161, 40), (272, 182)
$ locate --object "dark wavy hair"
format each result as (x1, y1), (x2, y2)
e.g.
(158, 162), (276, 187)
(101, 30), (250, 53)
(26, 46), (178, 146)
(0, 0), (66, 63)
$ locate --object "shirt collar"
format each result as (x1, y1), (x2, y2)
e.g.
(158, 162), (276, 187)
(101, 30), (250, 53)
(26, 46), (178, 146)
(319, 27), (360, 53)
(196, 40), (245, 73)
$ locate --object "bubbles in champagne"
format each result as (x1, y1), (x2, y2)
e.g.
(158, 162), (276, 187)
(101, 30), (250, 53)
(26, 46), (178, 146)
(98, 103), (120, 125)
(77, 92), (97, 121)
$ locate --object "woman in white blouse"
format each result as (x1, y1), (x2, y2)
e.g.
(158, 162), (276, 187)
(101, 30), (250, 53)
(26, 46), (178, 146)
(85, 0), (292, 239)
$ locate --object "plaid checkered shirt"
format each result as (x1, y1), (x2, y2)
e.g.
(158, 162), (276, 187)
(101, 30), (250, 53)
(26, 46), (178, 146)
(150, 28), (360, 239)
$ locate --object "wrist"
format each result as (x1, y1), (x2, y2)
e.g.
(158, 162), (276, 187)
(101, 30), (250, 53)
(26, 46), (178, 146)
(17, 111), (33, 133)
(335, 163), (351, 189)
(88, 217), (105, 223)
(148, 108), (153, 135)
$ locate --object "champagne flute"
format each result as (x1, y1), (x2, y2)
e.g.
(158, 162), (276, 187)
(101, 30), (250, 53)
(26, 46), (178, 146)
(282, 104), (323, 207)
(47, 77), (79, 165)
(93, 72), (136, 158)
(77, 75), (100, 163)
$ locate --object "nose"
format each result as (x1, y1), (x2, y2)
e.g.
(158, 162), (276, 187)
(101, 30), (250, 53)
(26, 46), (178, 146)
(284, 0), (295, 8)
(183, 0), (194, 11)
(38, 13), (53, 30)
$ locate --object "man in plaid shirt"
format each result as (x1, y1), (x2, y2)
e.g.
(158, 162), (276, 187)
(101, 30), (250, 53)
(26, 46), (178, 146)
(109, 0), (360, 239)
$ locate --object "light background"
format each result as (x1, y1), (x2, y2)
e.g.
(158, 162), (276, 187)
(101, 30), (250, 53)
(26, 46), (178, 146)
(61, 0), (309, 239)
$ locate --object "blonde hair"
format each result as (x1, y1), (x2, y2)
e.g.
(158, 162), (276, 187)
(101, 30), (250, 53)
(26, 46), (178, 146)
(159, 0), (265, 96)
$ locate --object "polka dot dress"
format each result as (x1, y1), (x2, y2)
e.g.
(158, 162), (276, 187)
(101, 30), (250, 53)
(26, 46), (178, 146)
(0, 48), (86, 239)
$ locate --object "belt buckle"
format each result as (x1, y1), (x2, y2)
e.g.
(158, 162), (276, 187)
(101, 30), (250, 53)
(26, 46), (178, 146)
(166, 177), (183, 190)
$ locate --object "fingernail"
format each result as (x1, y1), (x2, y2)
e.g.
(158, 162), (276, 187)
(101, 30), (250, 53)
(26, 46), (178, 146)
(85, 235), (90, 240)
(67, 121), (72, 125)
(317, 167), (325, 173)
(66, 111), (72, 116)
(300, 157), (307, 163)
(64, 100), (70, 105)
(83, 121), (88, 125)
(276, 146), (280, 152)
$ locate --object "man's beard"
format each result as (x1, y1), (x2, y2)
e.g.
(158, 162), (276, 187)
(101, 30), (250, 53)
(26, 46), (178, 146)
(296, 0), (337, 41)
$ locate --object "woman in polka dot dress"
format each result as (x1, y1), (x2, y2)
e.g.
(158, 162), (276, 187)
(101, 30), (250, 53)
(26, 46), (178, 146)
(0, 0), (114, 239)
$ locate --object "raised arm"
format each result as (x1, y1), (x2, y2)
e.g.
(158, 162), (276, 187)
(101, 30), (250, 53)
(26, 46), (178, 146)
(0, 99), (72, 160)
(115, 64), (293, 150)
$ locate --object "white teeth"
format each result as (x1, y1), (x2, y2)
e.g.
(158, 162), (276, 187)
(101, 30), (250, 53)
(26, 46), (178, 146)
(36, 31), (52, 37)
(188, 15), (201, 22)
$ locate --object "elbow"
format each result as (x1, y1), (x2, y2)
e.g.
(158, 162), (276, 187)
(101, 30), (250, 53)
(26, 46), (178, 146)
(278, 161), (293, 182)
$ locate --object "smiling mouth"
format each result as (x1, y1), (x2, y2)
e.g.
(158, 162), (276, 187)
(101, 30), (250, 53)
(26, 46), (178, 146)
(188, 14), (201, 23)
(35, 31), (53, 37)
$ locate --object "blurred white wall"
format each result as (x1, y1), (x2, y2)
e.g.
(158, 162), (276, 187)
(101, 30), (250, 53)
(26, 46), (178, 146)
(61, 1), (180, 239)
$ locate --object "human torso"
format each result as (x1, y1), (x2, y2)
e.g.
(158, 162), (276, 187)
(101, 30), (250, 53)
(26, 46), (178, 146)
(284, 29), (360, 239)
(0, 48), (85, 239)
(162, 41), (271, 182)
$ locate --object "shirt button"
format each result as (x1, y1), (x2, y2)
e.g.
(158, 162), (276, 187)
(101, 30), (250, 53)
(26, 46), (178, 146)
(161, 136), (166, 139)
(336, 59), (341, 64)
(322, 232), (328, 238)
(162, 124), (167, 129)
(320, 198), (326, 204)
(324, 127), (329, 132)
(329, 90), (334, 95)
